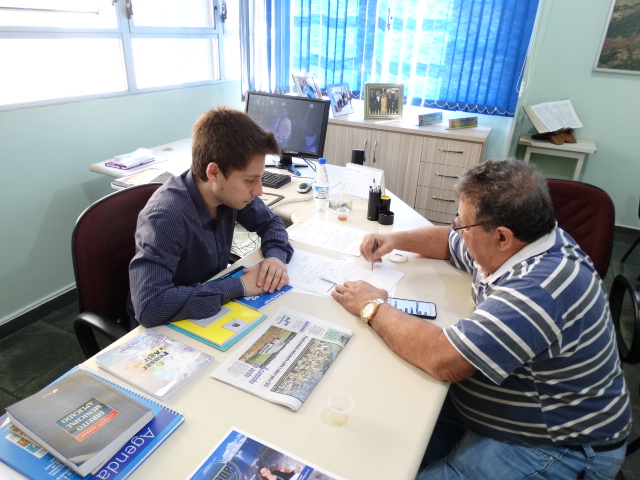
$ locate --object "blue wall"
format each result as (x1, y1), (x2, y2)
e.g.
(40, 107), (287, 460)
(0, 82), (242, 326)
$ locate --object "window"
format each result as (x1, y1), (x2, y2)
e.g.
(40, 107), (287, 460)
(0, 0), (231, 109)
(288, 0), (539, 117)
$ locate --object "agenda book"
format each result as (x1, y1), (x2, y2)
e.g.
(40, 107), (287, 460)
(5, 369), (154, 477)
(95, 329), (214, 400)
(167, 300), (267, 351)
(0, 366), (184, 480)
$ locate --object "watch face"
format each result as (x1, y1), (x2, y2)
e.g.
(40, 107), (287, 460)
(362, 302), (375, 317)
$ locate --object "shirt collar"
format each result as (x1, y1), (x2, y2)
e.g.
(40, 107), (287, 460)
(184, 170), (218, 226)
(482, 227), (557, 284)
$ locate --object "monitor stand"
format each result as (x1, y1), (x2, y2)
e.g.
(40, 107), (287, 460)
(269, 154), (303, 176)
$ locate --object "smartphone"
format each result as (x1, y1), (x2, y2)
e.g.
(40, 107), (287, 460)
(387, 297), (437, 319)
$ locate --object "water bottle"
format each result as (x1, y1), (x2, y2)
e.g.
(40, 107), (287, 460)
(314, 157), (330, 211)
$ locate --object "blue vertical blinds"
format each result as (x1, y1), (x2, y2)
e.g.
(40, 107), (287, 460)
(289, 0), (538, 117)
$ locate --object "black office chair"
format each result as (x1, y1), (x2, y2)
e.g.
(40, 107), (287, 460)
(72, 183), (162, 358)
(547, 179), (615, 279)
(610, 274), (640, 480)
(621, 197), (640, 264)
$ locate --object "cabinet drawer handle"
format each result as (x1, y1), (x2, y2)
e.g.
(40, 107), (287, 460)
(431, 196), (455, 202)
(438, 148), (464, 154)
(435, 173), (459, 179)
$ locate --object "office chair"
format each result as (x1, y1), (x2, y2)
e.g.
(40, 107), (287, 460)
(621, 197), (640, 264)
(72, 183), (161, 359)
(609, 274), (640, 480)
(547, 179), (615, 279)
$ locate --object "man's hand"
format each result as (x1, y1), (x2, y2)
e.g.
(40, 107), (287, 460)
(331, 280), (388, 316)
(241, 257), (288, 295)
(360, 232), (395, 263)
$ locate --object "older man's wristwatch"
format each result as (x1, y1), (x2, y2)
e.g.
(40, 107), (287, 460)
(360, 298), (385, 324)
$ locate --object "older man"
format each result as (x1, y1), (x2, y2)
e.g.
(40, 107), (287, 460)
(332, 159), (630, 480)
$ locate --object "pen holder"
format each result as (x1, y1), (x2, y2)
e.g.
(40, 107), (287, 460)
(367, 190), (381, 221)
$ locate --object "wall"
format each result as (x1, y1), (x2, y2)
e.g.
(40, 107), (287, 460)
(510, 0), (640, 228)
(0, 81), (242, 327)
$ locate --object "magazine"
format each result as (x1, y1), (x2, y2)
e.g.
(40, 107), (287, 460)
(186, 427), (346, 480)
(211, 306), (353, 412)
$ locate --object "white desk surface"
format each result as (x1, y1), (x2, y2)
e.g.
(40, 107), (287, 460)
(80, 190), (474, 480)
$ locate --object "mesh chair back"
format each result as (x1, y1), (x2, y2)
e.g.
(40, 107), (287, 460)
(547, 179), (614, 279)
(72, 183), (161, 325)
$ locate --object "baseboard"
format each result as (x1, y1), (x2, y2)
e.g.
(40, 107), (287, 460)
(0, 287), (78, 340)
(615, 225), (640, 237)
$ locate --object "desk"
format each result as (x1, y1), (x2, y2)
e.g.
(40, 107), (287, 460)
(519, 134), (597, 181)
(79, 196), (474, 480)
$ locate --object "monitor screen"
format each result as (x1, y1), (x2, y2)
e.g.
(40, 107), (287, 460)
(245, 91), (331, 162)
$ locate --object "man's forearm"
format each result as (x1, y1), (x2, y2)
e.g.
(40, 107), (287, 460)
(391, 226), (451, 260)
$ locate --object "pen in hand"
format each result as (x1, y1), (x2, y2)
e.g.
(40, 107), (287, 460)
(372, 226), (378, 271)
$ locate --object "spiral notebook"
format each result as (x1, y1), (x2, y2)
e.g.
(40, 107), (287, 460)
(0, 365), (184, 480)
(340, 163), (384, 200)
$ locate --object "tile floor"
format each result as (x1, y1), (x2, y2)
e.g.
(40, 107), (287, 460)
(1, 229), (639, 479)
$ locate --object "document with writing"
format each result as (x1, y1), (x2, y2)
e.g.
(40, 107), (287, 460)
(288, 219), (367, 256)
(524, 99), (583, 133)
(287, 250), (403, 296)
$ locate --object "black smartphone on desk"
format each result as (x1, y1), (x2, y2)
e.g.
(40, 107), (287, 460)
(387, 297), (437, 319)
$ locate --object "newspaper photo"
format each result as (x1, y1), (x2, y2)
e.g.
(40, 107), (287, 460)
(211, 307), (353, 412)
(186, 427), (346, 480)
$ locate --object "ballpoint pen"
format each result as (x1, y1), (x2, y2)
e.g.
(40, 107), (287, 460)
(372, 226), (378, 271)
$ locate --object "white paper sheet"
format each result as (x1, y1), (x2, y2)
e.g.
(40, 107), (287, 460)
(288, 219), (368, 256)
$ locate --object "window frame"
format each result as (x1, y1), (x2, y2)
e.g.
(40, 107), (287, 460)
(0, 0), (231, 111)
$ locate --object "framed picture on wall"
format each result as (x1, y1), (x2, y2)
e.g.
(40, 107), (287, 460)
(364, 83), (404, 119)
(326, 83), (355, 117)
(594, 0), (640, 74)
(291, 72), (323, 99)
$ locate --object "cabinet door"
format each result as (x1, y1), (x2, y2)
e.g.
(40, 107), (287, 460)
(323, 124), (375, 167)
(370, 131), (424, 206)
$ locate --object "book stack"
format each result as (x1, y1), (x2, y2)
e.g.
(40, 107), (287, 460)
(1, 367), (184, 480)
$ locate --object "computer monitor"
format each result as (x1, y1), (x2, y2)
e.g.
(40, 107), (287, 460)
(245, 90), (331, 167)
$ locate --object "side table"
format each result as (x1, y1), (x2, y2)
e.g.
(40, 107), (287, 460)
(518, 134), (597, 181)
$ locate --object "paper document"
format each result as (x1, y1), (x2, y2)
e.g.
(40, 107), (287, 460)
(287, 250), (403, 297)
(288, 219), (368, 256)
(526, 99), (583, 133)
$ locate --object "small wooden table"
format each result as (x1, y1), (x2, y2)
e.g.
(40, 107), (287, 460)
(519, 134), (597, 181)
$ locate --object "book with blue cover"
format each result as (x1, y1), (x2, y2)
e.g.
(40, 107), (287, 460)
(0, 366), (184, 480)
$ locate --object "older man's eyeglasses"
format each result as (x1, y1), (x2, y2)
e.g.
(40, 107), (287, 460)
(451, 213), (484, 233)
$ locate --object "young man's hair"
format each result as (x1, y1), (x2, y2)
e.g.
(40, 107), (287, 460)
(454, 158), (555, 243)
(191, 106), (279, 181)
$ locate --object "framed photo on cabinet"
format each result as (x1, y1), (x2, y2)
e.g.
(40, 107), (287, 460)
(291, 72), (323, 99)
(364, 83), (403, 119)
(326, 83), (355, 117)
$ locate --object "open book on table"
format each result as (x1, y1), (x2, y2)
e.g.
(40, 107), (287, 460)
(211, 306), (353, 412)
(523, 99), (583, 134)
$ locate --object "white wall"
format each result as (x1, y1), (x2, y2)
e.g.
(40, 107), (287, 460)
(511, 0), (640, 228)
(0, 82), (242, 326)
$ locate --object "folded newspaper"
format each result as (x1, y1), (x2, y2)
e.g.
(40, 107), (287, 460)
(211, 306), (353, 411)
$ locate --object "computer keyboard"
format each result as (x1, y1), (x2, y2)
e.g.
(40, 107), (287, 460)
(261, 171), (291, 189)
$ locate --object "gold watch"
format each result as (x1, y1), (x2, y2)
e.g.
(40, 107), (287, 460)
(360, 298), (385, 324)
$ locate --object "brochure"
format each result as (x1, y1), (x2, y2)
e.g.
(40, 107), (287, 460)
(186, 427), (346, 480)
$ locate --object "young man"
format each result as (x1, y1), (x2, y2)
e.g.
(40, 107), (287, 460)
(332, 159), (630, 480)
(128, 107), (294, 328)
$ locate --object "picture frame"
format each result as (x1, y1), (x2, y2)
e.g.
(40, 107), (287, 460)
(364, 83), (404, 119)
(291, 72), (323, 99)
(326, 82), (355, 117)
(594, 0), (640, 74)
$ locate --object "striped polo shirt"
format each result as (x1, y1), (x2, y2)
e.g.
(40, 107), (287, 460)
(445, 226), (631, 446)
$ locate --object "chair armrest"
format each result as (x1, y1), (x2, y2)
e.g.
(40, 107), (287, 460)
(73, 312), (129, 359)
(609, 274), (640, 365)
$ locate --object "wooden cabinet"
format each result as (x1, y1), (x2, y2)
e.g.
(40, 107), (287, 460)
(324, 107), (491, 225)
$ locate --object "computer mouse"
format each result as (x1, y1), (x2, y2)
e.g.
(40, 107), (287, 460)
(297, 182), (312, 194)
